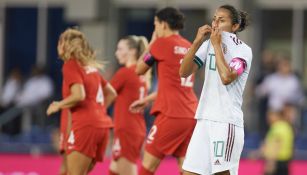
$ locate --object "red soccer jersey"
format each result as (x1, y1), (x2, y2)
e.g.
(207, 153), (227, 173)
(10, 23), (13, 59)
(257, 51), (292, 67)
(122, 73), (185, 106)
(110, 65), (147, 136)
(60, 108), (68, 133)
(62, 59), (112, 130)
(149, 34), (198, 119)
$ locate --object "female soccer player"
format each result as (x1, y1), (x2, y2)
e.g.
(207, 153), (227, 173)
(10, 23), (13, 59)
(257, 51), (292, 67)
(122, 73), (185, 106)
(180, 4), (252, 175)
(130, 7), (198, 175)
(108, 35), (150, 175)
(47, 28), (117, 175)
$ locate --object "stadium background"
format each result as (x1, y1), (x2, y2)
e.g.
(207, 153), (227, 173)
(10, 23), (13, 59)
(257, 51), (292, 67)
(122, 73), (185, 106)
(0, 0), (306, 174)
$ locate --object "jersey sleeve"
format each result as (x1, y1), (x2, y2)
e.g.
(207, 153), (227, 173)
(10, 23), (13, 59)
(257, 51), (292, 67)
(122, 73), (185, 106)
(234, 47), (252, 75)
(149, 38), (164, 61)
(62, 60), (83, 88)
(229, 58), (247, 76)
(223, 32), (253, 71)
(194, 39), (210, 68)
(110, 68), (127, 92)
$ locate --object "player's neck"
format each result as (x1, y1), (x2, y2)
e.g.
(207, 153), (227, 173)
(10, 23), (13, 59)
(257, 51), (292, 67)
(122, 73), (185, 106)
(126, 59), (137, 67)
(163, 30), (179, 37)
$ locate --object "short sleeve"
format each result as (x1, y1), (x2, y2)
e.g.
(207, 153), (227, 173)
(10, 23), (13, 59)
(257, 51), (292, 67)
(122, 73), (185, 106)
(233, 47), (252, 71)
(110, 68), (127, 92)
(62, 60), (83, 88)
(150, 38), (164, 61)
(194, 39), (210, 68)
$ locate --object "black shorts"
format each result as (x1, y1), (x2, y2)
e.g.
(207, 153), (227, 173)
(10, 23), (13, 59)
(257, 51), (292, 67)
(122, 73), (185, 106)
(274, 160), (290, 175)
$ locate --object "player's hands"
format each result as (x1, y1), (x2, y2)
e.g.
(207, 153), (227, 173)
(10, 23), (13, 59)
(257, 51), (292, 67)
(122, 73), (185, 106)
(46, 101), (61, 116)
(210, 27), (222, 47)
(129, 99), (148, 113)
(193, 25), (212, 44)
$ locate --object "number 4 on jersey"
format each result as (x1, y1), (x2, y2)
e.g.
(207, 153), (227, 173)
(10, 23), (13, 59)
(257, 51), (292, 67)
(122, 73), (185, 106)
(96, 84), (104, 104)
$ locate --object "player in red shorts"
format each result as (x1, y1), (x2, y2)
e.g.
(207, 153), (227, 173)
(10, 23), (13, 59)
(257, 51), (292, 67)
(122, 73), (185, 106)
(108, 35), (150, 175)
(47, 28), (117, 175)
(130, 7), (198, 175)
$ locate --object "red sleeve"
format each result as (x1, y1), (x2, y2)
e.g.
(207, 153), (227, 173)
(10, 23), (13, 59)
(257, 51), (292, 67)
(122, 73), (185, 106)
(110, 68), (127, 92)
(150, 38), (165, 61)
(62, 60), (83, 88)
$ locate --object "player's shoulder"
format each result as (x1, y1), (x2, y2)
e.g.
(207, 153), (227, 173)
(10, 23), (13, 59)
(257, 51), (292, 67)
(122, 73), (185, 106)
(64, 59), (77, 67)
(240, 42), (252, 57)
(223, 32), (252, 56)
(238, 43), (252, 63)
(115, 66), (136, 79)
(63, 59), (81, 71)
(118, 66), (134, 74)
(153, 37), (166, 46)
(156, 34), (190, 44)
(176, 35), (191, 45)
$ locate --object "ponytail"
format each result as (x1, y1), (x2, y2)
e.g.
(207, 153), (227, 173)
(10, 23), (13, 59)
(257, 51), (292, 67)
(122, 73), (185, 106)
(122, 35), (149, 59)
(237, 10), (249, 32)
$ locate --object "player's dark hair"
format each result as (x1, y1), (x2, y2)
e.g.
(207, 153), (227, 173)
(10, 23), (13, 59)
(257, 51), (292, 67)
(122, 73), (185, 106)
(155, 7), (185, 30)
(219, 4), (250, 33)
(122, 35), (148, 59)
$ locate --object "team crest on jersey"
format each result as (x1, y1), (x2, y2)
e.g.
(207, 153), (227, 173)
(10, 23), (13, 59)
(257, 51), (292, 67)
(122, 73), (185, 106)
(222, 43), (227, 54)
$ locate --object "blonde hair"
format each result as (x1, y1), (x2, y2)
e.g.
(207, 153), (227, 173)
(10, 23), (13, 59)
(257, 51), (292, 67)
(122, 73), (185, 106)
(58, 28), (102, 68)
(121, 35), (152, 89)
(122, 35), (148, 59)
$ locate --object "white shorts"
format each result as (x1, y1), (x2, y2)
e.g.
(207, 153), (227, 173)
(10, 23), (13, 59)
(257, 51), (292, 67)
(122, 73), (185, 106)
(182, 119), (244, 175)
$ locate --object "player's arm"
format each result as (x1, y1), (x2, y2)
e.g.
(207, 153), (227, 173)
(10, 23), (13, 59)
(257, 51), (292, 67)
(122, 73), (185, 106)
(135, 51), (153, 75)
(103, 83), (117, 108)
(210, 28), (245, 85)
(47, 83), (85, 115)
(179, 42), (201, 78)
(180, 25), (211, 77)
(129, 92), (157, 113)
(136, 31), (157, 75)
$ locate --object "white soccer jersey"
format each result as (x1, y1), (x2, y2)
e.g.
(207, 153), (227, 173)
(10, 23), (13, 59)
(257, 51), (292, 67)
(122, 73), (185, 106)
(193, 31), (252, 127)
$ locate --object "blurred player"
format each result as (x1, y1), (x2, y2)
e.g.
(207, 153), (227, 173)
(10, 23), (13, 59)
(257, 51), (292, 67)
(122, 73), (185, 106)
(46, 28), (117, 175)
(108, 35), (150, 175)
(180, 4), (252, 175)
(130, 7), (198, 175)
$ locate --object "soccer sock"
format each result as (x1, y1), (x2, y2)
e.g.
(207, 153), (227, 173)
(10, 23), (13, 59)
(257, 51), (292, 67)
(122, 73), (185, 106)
(139, 166), (154, 175)
(109, 169), (119, 175)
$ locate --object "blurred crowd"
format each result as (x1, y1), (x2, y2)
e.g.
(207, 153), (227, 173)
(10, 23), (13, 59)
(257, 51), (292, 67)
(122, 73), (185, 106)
(249, 49), (306, 174)
(0, 66), (54, 135)
(254, 50), (305, 136)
